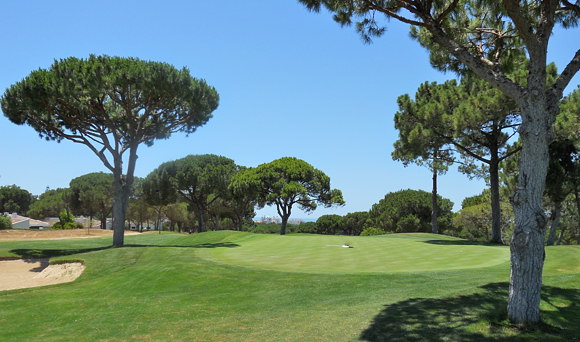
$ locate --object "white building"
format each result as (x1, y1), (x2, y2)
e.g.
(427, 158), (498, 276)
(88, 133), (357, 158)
(6, 213), (50, 229)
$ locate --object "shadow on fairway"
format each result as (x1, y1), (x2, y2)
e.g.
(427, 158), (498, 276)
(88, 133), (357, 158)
(8, 242), (239, 259)
(125, 242), (240, 249)
(360, 282), (579, 341)
(9, 246), (112, 259)
(423, 239), (497, 246)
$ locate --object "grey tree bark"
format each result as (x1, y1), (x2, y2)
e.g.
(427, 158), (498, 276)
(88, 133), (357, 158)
(507, 92), (554, 323)
(111, 145), (138, 247)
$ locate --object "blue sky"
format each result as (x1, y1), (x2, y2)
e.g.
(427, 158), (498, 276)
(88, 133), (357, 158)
(0, 1), (578, 220)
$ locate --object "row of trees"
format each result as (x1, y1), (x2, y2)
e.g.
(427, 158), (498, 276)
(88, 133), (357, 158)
(13, 155), (344, 235)
(143, 155), (344, 235)
(295, 189), (454, 236)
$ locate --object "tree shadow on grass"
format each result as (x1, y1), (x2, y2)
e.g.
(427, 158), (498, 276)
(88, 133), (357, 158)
(9, 246), (112, 259)
(124, 242), (240, 249)
(423, 239), (498, 246)
(360, 282), (579, 341)
(8, 242), (239, 259)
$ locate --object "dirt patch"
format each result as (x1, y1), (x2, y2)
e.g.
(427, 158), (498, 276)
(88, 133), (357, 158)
(0, 229), (140, 241)
(0, 259), (85, 291)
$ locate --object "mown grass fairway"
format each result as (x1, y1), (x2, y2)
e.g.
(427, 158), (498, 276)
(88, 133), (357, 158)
(207, 233), (510, 273)
(0, 231), (578, 341)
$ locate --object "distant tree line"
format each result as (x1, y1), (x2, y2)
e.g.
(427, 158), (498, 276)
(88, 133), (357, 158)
(2, 155), (344, 235)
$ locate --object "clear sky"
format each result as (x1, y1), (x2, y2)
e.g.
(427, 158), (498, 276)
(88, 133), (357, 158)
(0, 1), (578, 220)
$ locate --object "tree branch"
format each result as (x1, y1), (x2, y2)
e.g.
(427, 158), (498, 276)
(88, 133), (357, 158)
(551, 49), (580, 98)
(426, 23), (524, 99)
(436, 0), (460, 24)
(499, 145), (522, 162)
(366, 1), (425, 26)
(501, 0), (539, 49)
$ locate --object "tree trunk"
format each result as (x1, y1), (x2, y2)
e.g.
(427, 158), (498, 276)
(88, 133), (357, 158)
(277, 202), (291, 235)
(111, 145), (138, 247)
(111, 170), (130, 247)
(546, 201), (562, 246)
(431, 167), (439, 234)
(280, 215), (289, 235)
(490, 146), (503, 244)
(196, 206), (206, 233)
(507, 98), (552, 324)
(574, 184), (580, 245)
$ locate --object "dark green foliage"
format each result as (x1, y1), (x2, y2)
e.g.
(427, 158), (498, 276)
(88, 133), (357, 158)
(316, 214), (344, 235)
(546, 89), (580, 245)
(163, 202), (192, 232)
(343, 211), (369, 236)
(393, 76), (523, 243)
(295, 221), (318, 233)
(555, 88), (580, 143)
(1, 55), (219, 147)
(453, 202), (515, 242)
(244, 223), (297, 234)
(461, 190), (491, 209)
(360, 227), (386, 236)
(0, 185), (34, 214)
(211, 166), (257, 230)
(556, 198), (580, 245)
(230, 157), (344, 235)
(1, 55), (219, 246)
(52, 209), (76, 230)
(0, 215), (11, 230)
(392, 81), (456, 173)
(368, 189), (453, 233)
(144, 154), (239, 233)
(27, 188), (71, 219)
(69, 172), (114, 229)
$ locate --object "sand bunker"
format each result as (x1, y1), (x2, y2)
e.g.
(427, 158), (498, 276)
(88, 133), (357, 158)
(0, 228), (125, 241)
(0, 259), (85, 291)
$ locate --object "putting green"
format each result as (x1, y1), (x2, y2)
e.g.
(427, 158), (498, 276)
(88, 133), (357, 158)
(204, 233), (510, 274)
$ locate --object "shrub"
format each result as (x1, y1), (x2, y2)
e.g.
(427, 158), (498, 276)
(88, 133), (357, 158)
(53, 221), (76, 230)
(244, 223), (296, 234)
(0, 215), (12, 230)
(316, 215), (344, 235)
(368, 189), (453, 233)
(296, 221), (317, 233)
(452, 202), (514, 242)
(360, 227), (386, 236)
(343, 211), (369, 236)
(396, 214), (421, 232)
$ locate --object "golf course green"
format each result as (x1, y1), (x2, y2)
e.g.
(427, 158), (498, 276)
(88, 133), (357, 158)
(205, 233), (511, 273)
(0, 231), (578, 341)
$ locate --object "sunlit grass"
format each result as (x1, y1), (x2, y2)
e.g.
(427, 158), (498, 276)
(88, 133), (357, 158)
(0, 231), (578, 341)
(206, 233), (511, 274)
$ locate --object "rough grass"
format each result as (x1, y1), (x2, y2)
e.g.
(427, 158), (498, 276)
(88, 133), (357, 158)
(0, 231), (578, 341)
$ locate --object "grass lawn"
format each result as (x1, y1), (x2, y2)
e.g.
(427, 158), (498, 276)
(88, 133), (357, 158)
(0, 231), (578, 341)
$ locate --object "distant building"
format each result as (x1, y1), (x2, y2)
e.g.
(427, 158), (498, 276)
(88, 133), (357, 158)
(5, 213), (50, 229)
(254, 216), (281, 224)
